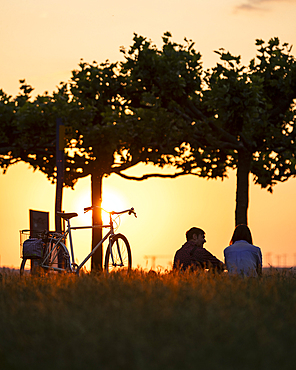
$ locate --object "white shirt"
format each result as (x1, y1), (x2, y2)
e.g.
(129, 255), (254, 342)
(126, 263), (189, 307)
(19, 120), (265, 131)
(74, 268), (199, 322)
(224, 240), (262, 277)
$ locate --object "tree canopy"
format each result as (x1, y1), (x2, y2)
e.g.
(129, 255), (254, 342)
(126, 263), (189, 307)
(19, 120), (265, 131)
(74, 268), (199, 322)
(120, 33), (296, 225)
(1, 33), (296, 268)
(0, 37), (202, 269)
(198, 38), (296, 224)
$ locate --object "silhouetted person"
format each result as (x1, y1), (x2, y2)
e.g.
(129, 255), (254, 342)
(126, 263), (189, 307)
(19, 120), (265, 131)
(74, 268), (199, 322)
(224, 224), (262, 277)
(173, 227), (224, 271)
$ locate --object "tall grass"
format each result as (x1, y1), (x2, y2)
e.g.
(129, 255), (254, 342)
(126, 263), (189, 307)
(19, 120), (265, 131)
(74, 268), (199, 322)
(0, 269), (296, 370)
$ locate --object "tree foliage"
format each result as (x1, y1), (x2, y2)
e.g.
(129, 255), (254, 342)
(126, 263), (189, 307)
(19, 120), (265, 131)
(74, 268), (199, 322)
(1, 33), (296, 264)
(0, 36), (204, 269)
(202, 38), (296, 223)
(121, 34), (296, 225)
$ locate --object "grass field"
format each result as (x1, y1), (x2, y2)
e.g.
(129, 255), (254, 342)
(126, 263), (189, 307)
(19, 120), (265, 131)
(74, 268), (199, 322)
(0, 268), (296, 370)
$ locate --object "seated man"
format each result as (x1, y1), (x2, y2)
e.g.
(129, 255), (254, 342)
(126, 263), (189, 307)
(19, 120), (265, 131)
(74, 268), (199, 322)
(173, 227), (224, 271)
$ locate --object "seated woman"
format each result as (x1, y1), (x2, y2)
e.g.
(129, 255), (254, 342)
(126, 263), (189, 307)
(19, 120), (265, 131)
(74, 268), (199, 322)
(224, 224), (262, 277)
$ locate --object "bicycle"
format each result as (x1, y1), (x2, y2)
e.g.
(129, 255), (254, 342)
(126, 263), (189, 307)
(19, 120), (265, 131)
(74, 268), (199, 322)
(20, 206), (137, 276)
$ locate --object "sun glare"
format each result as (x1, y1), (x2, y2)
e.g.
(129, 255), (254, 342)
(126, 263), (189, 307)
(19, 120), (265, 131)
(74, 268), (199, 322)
(74, 188), (127, 225)
(74, 193), (92, 224)
(101, 189), (126, 223)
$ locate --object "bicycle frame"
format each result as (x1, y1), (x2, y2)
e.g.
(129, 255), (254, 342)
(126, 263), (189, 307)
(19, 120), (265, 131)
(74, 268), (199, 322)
(72, 224), (112, 274)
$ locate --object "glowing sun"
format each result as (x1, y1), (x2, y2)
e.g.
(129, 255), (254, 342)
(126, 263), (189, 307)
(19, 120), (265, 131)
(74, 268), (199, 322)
(74, 188), (127, 225)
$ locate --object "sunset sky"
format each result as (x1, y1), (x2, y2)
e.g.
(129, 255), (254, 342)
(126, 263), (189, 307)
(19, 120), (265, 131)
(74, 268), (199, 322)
(1, 0), (296, 270)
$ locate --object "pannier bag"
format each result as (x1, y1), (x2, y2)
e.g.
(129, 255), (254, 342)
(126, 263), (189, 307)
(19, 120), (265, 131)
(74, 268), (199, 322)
(22, 238), (44, 259)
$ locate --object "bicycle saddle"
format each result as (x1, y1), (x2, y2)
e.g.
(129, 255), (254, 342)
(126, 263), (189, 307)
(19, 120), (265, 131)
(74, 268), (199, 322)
(57, 212), (78, 220)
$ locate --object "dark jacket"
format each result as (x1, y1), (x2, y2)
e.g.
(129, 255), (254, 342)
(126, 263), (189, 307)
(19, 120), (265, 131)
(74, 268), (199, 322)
(173, 240), (223, 271)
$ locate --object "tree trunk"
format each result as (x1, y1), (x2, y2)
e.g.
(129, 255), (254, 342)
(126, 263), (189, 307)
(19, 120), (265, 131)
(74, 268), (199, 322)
(235, 149), (252, 226)
(91, 171), (103, 270)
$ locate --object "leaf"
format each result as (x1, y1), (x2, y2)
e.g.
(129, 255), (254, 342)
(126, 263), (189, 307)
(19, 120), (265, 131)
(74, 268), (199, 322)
(255, 39), (264, 46)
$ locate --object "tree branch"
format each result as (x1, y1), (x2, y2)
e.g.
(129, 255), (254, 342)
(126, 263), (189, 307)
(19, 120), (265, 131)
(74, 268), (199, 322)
(116, 170), (196, 181)
(178, 100), (244, 151)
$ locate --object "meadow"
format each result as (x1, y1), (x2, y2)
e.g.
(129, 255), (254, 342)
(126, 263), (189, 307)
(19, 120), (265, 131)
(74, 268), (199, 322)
(0, 268), (296, 370)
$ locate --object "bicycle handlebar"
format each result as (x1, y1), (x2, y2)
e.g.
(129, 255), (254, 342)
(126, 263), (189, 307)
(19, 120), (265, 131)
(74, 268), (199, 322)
(114, 207), (137, 218)
(84, 206), (137, 218)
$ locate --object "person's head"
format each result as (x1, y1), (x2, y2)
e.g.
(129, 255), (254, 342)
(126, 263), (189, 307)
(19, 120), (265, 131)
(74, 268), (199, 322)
(230, 224), (253, 245)
(186, 227), (206, 247)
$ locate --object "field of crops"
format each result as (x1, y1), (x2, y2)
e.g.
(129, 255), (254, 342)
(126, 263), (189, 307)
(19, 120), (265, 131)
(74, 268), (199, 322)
(0, 268), (296, 370)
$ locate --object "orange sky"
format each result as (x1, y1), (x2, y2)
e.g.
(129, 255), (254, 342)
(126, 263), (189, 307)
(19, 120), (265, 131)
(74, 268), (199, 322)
(1, 0), (296, 270)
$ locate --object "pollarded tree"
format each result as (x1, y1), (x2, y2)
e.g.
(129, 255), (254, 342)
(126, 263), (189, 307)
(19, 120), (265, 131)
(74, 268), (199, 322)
(121, 34), (296, 225)
(200, 38), (296, 225)
(0, 40), (203, 269)
(56, 40), (206, 268)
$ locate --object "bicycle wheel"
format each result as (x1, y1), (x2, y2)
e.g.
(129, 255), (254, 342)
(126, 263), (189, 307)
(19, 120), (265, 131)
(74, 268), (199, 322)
(20, 258), (42, 276)
(41, 241), (71, 273)
(104, 234), (132, 273)
(20, 258), (29, 276)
